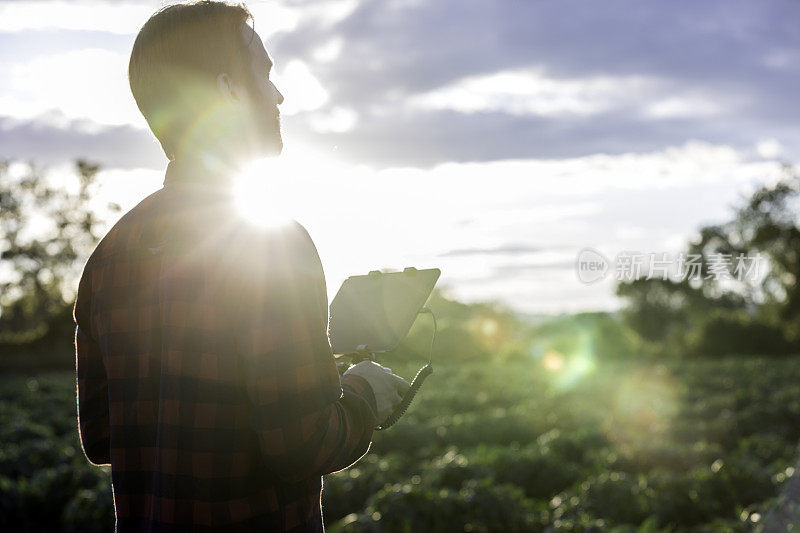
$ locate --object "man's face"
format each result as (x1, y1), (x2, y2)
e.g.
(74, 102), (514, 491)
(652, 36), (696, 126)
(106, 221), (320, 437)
(238, 24), (284, 157)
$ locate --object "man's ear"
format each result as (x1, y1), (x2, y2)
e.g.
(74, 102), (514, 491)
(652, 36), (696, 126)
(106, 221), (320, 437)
(216, 73), (241, 104)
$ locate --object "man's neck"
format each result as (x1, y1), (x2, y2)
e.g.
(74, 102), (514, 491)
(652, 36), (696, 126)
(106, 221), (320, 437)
(163, 154), (239, 192)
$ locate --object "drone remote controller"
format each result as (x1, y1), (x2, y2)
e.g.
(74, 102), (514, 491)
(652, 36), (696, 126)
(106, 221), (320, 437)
(329, 268), (440, 429)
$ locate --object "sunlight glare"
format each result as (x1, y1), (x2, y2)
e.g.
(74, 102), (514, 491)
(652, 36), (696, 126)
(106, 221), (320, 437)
(604, 365), (679, 446)
(470, 316), (506, 350)
(534, 331), (597, 389)
(480, 317), (500, 338)
(233, 158), (295, 228)
(542, 350), (565, 371)
(232, 144), (347, 229)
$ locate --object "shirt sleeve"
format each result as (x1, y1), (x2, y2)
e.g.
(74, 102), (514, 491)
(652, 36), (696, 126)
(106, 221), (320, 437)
(234, 221), (378, 483)
(74, 259), (111, 466)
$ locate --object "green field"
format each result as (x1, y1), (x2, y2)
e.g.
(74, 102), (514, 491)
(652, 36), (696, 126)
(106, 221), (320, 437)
(2, 355), (798, 532)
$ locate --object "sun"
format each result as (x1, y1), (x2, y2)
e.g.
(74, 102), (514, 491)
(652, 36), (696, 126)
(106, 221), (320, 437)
(232, 144), (343, 229)
(233, 157), (295, 228)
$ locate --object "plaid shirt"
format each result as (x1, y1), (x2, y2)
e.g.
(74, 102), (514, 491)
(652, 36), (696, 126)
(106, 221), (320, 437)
(74, 162), (378, 532)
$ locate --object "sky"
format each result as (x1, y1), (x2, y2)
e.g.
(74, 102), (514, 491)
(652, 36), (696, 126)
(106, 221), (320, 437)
(1, 0), (798, 314)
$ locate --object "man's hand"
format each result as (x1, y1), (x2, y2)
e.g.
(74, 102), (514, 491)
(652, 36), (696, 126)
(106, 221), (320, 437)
(344, 361), (410, 423)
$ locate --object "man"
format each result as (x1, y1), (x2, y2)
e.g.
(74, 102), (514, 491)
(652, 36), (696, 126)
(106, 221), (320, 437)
(74, 1), (410, 531)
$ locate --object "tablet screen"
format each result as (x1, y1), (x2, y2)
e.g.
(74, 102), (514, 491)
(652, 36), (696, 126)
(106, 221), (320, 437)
(329, 268), (440, 354)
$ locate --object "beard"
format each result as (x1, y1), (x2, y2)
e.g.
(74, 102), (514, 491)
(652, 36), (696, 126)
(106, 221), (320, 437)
(262, 111), (283, 156)
(249, 91), (283, 158)
(201, 81), (283, 165)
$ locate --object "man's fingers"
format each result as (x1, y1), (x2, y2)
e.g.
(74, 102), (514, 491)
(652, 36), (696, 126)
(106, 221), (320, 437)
(391, 391), (403, 406)
(388, 373), (410, 395)
(399, 380), (410, 396)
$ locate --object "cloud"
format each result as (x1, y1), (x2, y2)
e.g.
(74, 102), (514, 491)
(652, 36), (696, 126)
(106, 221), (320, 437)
(287, 106), (784, 168)
(2, 0), (797, 168)
(0, 1), (156, 34)
(410, 69), (655, 117)
(306, 106), (358, 133)
(268, 0), (800, 166)
(0, 114), (165, 170)
(0, 0), (303, 36)
(0, 48), (144, 127)
(492, 261), (576, 275)
(439, 244), (548, 258)
(756, 138), (782, 159)
(0, 0), (352, 36)
(644, 96), (723, 119)
(273, 60), (329, 115)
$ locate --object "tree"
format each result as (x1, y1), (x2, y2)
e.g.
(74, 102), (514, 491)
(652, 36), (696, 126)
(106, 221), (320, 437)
(617, 163), (800, 356)
(0, 160), (118, 348)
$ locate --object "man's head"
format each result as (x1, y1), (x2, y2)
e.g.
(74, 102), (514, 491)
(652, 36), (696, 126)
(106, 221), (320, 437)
(129, 1), (283, 166)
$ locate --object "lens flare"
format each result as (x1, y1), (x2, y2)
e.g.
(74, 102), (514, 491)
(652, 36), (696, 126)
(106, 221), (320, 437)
(532, 330), (597, 389)
(604, 365), (679, 447)
(542, 350), (565, 371)
(481, 317), (499, 338)
(470, 316), (506, 350)
(530, 327), (679, 451)
(233, 157), (294, 228)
